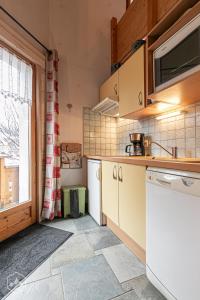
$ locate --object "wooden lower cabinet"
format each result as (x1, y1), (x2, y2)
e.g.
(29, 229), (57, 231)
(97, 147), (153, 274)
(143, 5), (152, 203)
(118, 163), (146, 250)
(102, 161), (119, 225)
(102, 161), (146, 251)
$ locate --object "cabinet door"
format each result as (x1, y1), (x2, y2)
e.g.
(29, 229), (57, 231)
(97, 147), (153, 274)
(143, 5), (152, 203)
(118, 163), (146, 249)
(102, 161), (119, 225)
(100, 71), (118, 102)
(119, 45), (145, 117)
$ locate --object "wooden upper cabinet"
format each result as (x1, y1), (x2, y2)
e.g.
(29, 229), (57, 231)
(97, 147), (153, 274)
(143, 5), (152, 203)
(100, 71), (118, 102)
(119, 45), (145, 117)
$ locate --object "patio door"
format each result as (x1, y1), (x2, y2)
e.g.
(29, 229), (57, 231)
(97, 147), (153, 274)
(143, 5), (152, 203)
(0, 44), (36, 241)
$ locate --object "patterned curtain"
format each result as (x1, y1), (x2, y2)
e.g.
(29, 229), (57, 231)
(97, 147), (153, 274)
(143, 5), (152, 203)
(42, 50), (61, 220)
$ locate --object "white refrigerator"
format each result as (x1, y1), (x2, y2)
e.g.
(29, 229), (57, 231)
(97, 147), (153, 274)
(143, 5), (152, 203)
(87, 159), (102, 225)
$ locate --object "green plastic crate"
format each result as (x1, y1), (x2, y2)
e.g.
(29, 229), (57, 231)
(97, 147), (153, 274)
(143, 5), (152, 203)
(62, 185), (86, 218)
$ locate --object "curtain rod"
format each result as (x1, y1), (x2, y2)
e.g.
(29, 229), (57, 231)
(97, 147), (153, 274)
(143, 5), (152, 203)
(0, 6), (52, 54)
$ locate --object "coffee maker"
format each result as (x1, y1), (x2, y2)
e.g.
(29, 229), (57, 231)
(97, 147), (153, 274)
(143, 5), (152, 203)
(125, 133), (145, 156)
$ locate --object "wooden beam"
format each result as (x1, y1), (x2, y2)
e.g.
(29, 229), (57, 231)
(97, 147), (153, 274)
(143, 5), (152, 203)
(147, 0), (158, 32)
(110, 17), (118, 66)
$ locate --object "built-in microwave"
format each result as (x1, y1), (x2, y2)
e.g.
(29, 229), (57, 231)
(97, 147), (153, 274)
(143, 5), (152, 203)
(154, 13), (200, 92)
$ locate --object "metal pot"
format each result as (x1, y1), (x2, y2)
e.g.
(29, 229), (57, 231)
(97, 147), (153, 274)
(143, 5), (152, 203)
(129, 133), (144, 143)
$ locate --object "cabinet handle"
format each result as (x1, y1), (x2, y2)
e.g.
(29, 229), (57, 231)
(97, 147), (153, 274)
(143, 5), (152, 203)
(113, 165), (117, 180)
(138, 91), (143, 106)
(118, 166), (123, 182)
(113, 83), (118, 96)
(96, 167), (101, 181)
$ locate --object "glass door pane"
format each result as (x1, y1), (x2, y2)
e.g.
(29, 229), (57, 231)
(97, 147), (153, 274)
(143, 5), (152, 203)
(0, 46), (33, 212)
(0, 98), (31, 211)
(155, 28), (200, 87)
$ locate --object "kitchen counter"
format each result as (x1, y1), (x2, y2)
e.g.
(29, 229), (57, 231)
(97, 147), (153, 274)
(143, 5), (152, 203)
(86, 155), (200, 173)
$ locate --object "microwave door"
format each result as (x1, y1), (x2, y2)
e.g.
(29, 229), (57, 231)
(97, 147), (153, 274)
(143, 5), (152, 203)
(154, 58), (161, 88)
(154, 22), (200, 92)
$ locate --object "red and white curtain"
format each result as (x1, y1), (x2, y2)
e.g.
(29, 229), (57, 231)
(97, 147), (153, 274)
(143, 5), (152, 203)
(42, 50), (61, 220)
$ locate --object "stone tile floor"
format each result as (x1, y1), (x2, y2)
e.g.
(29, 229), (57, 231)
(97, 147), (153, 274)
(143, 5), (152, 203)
(4, 215), (166, 300)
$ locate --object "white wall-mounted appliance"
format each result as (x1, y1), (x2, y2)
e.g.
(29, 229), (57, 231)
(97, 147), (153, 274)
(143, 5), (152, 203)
(87, 159), (103, 225)
(146, 167), (200, 300)
(91, 97), (119, 117)
(154, 13), (200, 92)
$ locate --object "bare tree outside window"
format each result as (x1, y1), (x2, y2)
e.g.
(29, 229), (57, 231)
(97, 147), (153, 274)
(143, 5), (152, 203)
(0, 46), (32, 211)
(0, 98), (19, 160)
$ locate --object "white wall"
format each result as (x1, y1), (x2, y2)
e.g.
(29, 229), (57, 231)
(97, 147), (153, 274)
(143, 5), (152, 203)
(49, 0), (125, 185)
(0, 0), (49, 48)
(0, 0), (125, 186)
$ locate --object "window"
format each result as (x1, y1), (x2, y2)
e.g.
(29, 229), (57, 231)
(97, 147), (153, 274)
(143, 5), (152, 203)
(0, 46), (33, 210)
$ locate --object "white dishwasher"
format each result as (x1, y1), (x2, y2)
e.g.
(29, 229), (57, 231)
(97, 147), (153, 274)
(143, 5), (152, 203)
(87, 159), (102, 225)
(146, 167), (200, 300)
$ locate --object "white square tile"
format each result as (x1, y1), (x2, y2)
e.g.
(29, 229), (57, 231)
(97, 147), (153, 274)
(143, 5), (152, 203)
(197, 115), (200, 126)
(186, 127), (195, 138)
(186, 138), (195, 149)
(185, 149), (196, 158)
(196, 127), (200, 138)
(185, 117), (195, 128)
(176, 129), (185, 139)
(175, 119), (185, 130)
(176, 139), (185, 148)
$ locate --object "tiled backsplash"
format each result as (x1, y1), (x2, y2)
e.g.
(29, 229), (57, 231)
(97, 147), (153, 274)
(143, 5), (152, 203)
(83, 107), (117, 156)
(83, 103), (200, 158)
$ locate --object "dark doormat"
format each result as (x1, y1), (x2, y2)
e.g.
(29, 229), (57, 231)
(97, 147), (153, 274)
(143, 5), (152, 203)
(0, 223), (72, 299)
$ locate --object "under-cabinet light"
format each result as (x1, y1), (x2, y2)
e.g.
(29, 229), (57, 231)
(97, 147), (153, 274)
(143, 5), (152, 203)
(157, 102), (176, 111)
(156, 110), (182, 120)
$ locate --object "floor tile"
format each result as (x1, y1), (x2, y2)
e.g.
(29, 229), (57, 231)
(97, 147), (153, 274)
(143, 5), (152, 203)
(22, 259), (51, 284)
(74, 215), (98, 232)
(50, 233), (94, 269)
(102, 244), (145, 283)
(61, 255), (123, 300)
(85, 227), (121, 251)
(121, 275), (166, 300)
(110, 290), (139, 300)
(5, 275), (64, 300)
(43, 219), (77, 233)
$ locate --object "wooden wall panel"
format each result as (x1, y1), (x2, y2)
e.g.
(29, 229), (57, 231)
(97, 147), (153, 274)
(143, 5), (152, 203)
(111, 17), (118, 65)
(117, 0), (148, 62)
(114, 0), (198, 65)
(156, 0), (180, 22)
(36, 65), (46, 222)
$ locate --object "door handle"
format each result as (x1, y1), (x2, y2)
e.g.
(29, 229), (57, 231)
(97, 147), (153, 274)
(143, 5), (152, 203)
(125, 144), (132, 154)
(113, 83), (118, 96)
(156, 178), (171, 186)
(118, 166), (123, 182)
(138, 91), (143, 106)
(96, 168), (101, 181)
(113, 165), (117, 180)
(181, 178), (194, 187)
